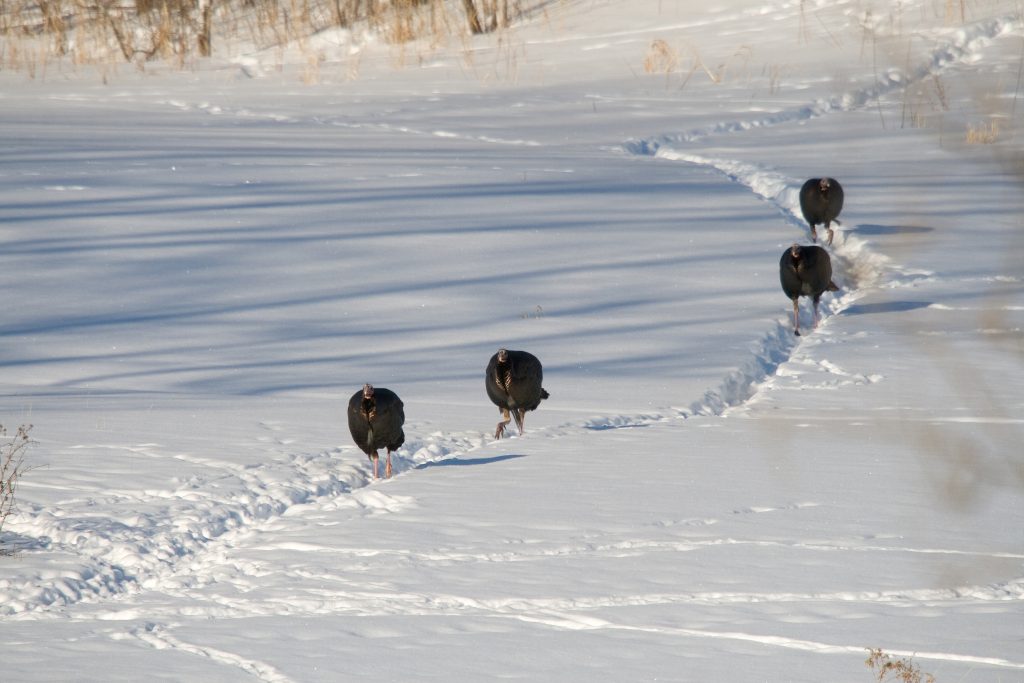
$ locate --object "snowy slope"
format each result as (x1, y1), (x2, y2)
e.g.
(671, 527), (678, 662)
(2, 0), (1023, 681)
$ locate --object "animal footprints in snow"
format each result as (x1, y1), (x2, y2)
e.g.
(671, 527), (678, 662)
(732, 501), (821, 516)
(256, 420), (298, 447)
(585, 414), (663, 430)
(125, 622), (296, 683)
(652, 517), (719, 529)
(774, 357), (883, 389)
(343, 489), (417, 515)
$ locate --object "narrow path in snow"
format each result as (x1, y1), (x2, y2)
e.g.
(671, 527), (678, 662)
(125, 622), (297, 683)
(4, 10), (1018, 642)
(502, 610), (1024, 672)
(624, 13), (1020, 154)
(1, 428), (491, 619)
(611, 9), (1020, 425)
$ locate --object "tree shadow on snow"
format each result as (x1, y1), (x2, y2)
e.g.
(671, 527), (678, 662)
(844, 301), (932, 315)
(585, 422), (651, 431)
(417, 453), (527, 469)
(849, 223), (934, 235)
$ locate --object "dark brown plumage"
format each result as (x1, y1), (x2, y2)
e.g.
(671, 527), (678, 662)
(347, 384), (405, 479)
(798, 177), (844, 246)
(485, 348), (549, 439)
(780, 244), (839, 336)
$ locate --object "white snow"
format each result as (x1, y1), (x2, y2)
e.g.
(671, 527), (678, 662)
(2, 0), (1023, 681)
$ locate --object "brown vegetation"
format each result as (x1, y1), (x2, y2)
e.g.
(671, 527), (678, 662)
(0, 0), (523, 69)
(0, 425), (32, 550)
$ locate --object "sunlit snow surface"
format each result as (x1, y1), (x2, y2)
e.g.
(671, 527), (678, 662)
(2, 1), (1022, 681)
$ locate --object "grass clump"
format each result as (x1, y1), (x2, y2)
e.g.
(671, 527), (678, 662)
(1, 424), (32, 549)
(866, 648), (936, 683)
(644, 38), (677, 75)
(966, 120), (1000, 144)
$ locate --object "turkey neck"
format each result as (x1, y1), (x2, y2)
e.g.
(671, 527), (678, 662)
(494, 360), (512, 393)
(362, 397), (377, 422)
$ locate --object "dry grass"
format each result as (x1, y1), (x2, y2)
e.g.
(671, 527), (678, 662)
(644, 39), (677, 75)
(866, 649), (936, 683)
(302, 50), (324, 84)
(0, 0), (527, 74)
(945, 0), (966, 24)
(763, 63), (788, 95)
(643, 38), (753, 91)
(965, 119), (1000, 144)
(0, 425), (32, 548)
(900, 73), (950, 129)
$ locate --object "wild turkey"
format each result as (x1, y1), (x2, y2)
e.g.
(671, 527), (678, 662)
(485, 348), (549, 439)
(780, 244), (839, 336)
(347, 384), (405, 479)
(798, 177), (844, 246)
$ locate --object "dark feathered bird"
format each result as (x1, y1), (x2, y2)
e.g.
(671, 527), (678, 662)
(485, 348), (549, 439)
(799, 177), (844, 246)
(347, 384), (405, 479)
(780, 244), (839, 336)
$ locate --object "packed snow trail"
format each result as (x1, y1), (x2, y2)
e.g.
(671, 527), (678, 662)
(2, 1), (1013, 621)
(0, 428), (489, 618)
(624, 13), (1021, 154)
(2, 3), (1022, 680)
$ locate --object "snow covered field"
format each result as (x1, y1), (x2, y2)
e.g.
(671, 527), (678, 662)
(2, 0), (1023, 680)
